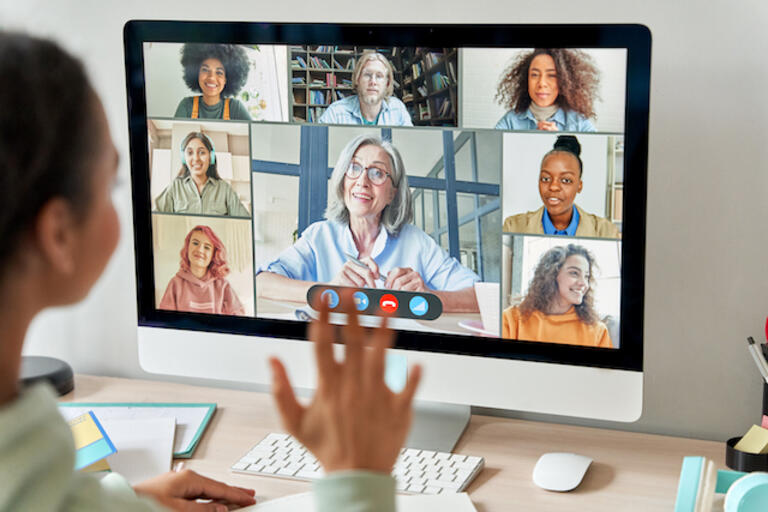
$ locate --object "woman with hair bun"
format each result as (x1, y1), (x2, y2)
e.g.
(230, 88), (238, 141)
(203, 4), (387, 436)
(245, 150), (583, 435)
(174, 43), (252, 120)
(503, 135), (619, 238)
(159, 225), (245, 316)
(495, 48), (599, 132)
(502, 244), (612, 348)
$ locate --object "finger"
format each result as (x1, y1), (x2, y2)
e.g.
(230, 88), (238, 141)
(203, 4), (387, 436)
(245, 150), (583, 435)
(309, 293), (337, 385)
(346, 262), (375, 288)
(340, 265), (366, 287)
(171, 469), (257, 507)
(368, 316), (395, 385)
(398, 364), (422, 408)
(341, 288), (364, 383)
(361, 256), (380, 280)
(384, 267), (405, 289)
(171, 499), (229, 512)
(270, 358), (305, 435)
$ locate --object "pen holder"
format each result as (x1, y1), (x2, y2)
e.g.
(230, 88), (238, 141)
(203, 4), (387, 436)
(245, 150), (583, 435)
(725, 382), (768, 472)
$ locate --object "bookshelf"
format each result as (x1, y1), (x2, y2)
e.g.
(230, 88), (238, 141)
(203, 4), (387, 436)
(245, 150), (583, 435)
(289, 46), (404, 123)
(396, 48), (458, 126)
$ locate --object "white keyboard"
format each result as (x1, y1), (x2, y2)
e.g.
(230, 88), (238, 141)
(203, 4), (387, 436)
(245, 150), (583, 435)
(231, 433), (484, 495)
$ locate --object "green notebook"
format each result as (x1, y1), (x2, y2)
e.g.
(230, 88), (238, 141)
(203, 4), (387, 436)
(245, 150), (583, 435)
(58, 402), (216, 458)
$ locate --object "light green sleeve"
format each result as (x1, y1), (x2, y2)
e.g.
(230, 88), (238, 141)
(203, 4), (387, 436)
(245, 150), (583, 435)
(154, 185), (174, 212)
(0, 383), (166, 511)
(225, 183), (250, 217)
(313, 471), (396, 512)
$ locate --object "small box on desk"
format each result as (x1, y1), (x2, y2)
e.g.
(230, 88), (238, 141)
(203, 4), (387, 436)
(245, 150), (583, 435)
(725, 437), (768, 472)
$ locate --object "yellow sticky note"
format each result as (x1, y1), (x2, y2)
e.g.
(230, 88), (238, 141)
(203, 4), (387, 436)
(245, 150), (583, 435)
(68, 413), (104, 450)
(81, 459), (111, 473)
(734, 425), (768, 454)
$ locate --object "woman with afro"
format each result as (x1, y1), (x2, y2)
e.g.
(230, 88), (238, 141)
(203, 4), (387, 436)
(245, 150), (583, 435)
(174, 43), (252, 120)
(502, 244), (612, 347)
(495, 49), (599, 132)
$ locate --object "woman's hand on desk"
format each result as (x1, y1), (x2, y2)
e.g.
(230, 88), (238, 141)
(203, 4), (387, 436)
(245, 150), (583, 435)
(133, 468), (256, 511)
(270, 291), (422, 473)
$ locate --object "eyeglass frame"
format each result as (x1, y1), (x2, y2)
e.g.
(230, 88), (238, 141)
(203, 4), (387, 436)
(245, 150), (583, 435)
(345, 161), (396, 186)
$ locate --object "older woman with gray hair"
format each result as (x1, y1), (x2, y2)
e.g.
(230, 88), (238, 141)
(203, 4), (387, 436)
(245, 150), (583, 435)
(256, 134), (479, 312)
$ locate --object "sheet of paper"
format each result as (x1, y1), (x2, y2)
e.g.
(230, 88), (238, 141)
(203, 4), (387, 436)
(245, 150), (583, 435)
(733, 424), (768, 454)
(59, 404), (213, 456)
(100, 417), (175, 484)
(239, 491), (477, 512)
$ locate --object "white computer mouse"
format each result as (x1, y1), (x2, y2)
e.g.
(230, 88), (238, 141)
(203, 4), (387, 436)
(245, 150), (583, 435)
(532, 452), (593, 492)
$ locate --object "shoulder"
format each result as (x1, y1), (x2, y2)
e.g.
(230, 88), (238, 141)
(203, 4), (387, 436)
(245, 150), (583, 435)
(503, 208), (544, 233)
(562, 109), (596, 132)
(495, 109), (527, 129)
(575, 206), (620, 238)
(386, 96), (408, 110)
(393, 223), (434, 246)
(300, 220), (339, 241)
(174, 96), (194, 117)
(227, 97), (251, 120)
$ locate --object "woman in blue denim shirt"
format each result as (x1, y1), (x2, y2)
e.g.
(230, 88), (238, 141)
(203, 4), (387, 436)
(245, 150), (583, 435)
(495, 49), (599, 132)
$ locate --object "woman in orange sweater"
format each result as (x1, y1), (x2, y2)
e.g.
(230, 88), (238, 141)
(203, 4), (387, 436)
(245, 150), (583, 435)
(502, 244), (612, 348)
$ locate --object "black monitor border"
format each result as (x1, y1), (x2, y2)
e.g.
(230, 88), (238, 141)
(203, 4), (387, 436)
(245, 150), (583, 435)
(124, 21), (650, 372)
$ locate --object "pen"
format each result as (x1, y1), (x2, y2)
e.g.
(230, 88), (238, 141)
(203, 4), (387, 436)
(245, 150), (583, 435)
(747, 337), (768, 384)
(344, 252), (387, 283)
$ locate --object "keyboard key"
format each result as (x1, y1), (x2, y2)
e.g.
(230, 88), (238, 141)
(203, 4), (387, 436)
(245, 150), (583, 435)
(231, 462), (249, 471)
(407, 484), (426, 493)
(424, 486), (441, 495)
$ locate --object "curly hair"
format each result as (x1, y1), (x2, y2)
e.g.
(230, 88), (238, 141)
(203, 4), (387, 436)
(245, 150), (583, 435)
(495, 49), (600, 119)
(179, 225), (230, 279)
(519, 244), (599, 325)
(177, 131), (220, 179)
(180, 44), (249, 97)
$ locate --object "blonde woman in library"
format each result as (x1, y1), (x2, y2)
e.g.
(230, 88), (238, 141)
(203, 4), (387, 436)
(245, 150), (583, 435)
(318, 51), (413, 126)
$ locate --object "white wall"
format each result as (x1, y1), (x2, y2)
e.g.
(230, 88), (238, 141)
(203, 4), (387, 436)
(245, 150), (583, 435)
(3, 0), (768, 441)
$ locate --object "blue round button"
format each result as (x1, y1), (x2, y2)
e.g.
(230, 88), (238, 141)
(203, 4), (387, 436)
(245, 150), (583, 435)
(320, 289), (339, 309)
(353, 291), (369, 311)
(409, 296), (429, 316)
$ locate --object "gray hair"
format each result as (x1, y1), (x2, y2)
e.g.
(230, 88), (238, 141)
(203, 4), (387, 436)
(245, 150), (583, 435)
(325, 134), (413, 236)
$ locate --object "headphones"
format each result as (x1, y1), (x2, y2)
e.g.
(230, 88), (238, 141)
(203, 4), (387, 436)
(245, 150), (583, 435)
(180, 133), (216, 167)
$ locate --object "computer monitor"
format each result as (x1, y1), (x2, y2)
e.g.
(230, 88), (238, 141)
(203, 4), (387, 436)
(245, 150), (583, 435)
(124, 22), (650, 447)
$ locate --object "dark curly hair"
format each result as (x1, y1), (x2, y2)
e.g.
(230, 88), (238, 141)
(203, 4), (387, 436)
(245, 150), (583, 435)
(495, 49), (600, 119)
(180, 44), (249, 97)
(0, 33), (99, 278)
(519, 244), (599, 325)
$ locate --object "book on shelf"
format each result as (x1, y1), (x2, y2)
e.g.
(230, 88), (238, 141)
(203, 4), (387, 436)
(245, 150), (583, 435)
(340, 78), (353, 87)
(292, 55), (307, 69)
(332, 57), (343, 70)
(412, 62), (423, 78)
(310, 78), (325, 87)
(325, 73), (336, 88)
(423, 51), (443, 68)
(447, 61), (457, 82)
(291, 76), (305, 84)
(310, 56), (331, 69)
(418, 103), (431, 120)
(416, 85), (428, 97)
(307, 107), (326, 123)
(402, 93), (414, 103)
(431, 72), (452, 91)
(345, 58), (355, 70)
(435, 97), (452, 118)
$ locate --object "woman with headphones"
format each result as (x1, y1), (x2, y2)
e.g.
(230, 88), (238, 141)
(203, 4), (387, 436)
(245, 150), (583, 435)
(155, 131), (249, 217)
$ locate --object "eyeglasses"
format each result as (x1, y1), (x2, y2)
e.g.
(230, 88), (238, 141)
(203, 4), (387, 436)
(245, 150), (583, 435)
(346, 161), (394, 186)
(361, 71), (387, 83)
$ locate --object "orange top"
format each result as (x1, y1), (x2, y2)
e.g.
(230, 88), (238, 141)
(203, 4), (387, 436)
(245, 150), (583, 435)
(191, 96), (230, 120)
(502, 306), (612, 348)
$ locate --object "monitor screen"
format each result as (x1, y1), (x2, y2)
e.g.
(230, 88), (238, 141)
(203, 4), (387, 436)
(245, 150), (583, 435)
(126, 22), (649, 378)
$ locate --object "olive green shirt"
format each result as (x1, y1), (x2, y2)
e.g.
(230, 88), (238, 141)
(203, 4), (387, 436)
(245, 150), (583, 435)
(155, 176), (249, 217)
(174, 96), (251, 121)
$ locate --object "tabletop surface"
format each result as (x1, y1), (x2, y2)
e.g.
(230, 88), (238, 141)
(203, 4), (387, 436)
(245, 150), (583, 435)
(63, 374), (726, 511)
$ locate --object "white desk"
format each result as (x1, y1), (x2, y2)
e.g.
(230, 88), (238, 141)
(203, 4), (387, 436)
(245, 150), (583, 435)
(63, 375), (726, 511)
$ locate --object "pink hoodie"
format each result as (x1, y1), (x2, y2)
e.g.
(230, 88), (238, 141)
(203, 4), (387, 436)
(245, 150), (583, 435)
(159, 269), (245, 316)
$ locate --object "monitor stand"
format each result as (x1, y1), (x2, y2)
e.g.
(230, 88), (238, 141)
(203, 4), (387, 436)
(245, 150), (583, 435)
(405, 401), (471, 453)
